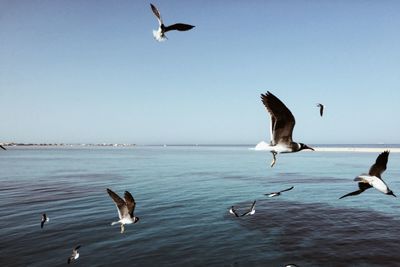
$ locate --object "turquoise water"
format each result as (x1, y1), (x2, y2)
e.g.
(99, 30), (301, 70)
(1, 146), (400, 266)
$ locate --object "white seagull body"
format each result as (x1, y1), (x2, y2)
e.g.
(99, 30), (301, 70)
(107, 188), (139, 233)
(355, 174), (391, 194)
(150, 3), (195, 42)
(260, 91), (314, 167)
(340, 151), (396, 199)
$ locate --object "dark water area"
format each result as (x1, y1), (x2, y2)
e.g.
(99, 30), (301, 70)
(229, 199), (400, 267)
(1, 147), (400, 266)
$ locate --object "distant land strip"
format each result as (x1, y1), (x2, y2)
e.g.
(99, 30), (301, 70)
(0, 143), (136, 147)
(313, 147), (400, 153)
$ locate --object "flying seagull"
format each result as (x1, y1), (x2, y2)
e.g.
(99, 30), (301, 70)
(150, 3), (195, 42)
(340, 151), (396, 199)
(261, 91), (314, 167)
(0, 144), (6, 150)
(107, 188), (139, 233)
(229, 206), (240, 217)
(240, 201), (256, 217)
(67, 245), (81, 264)
(265, 186), (294, 197)
(316, 103), (324, 117)
(41, 213), (49, 229)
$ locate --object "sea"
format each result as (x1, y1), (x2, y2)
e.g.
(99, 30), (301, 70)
(1, 145), (400, 267)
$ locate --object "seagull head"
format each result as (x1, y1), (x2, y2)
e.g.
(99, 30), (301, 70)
(299, 143), (314, 151)
(387, 190), (396, 197)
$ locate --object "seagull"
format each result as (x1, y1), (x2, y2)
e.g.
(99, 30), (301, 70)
(40, 213), (49, 229)
(340, 151), (396, 199)
(261, 91), (314, 167)
(67, 245), (81, 264)
(240, 201), (256, 217)
(150, 3), (195, 42)
(265, 186), (294, 197)
(229, 206), (240, 217)
(107, 188), (139, 233)
(316, 103), (324, 117)
(285, 265), (299, 267)
(0, 144), (6, 150)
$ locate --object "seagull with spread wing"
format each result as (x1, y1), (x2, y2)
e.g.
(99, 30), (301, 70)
(260, 91), (314, 167)
(316, 103), (324, 117)
(340, 151), (396, 199)
(150, 3), (195, 42)
(67, 245), (81, 264)
(265, 186), (294, 197)
(107, 188), (139, 233)
(40, 213), (49, 229)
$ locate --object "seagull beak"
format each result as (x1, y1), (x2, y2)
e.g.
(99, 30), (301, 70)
(305, 145), (314, 151)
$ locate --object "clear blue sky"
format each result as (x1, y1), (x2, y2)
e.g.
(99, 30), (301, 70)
(1, 0), (399, 144)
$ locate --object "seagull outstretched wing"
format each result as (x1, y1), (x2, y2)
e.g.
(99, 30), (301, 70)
(150, 3), (163, 26)
(261, 92), (295, 145)
(107, 188), (129, 219)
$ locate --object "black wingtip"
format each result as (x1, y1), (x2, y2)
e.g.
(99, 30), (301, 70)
(106, 188), (115, 197)
(261, 91), (278, 103)
(261, 91), (272, 97)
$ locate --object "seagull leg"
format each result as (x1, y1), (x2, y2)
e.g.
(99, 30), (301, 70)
(270, 152), (277, 167)
(120, 224), (125, 234)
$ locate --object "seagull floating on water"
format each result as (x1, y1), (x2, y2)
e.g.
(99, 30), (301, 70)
(0, 144), (6, 150)
(240, 201), (256, 217)
(150, 3), (195, 42)
(316, 103), (324, 117)
(40, 213), (49, 229)
(107, 188), (139, 233)
(260, 91), (314, 167)
(265, 186), (294, 197)
(67, 245), (81, 264)
(340, 151), (396, 199)
(229, 206), (240, 217)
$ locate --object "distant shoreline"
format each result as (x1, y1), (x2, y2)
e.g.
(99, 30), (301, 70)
(0, 143), (135, 147)
(2, 143), (400, 152)
(313, 147), (400, 153)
